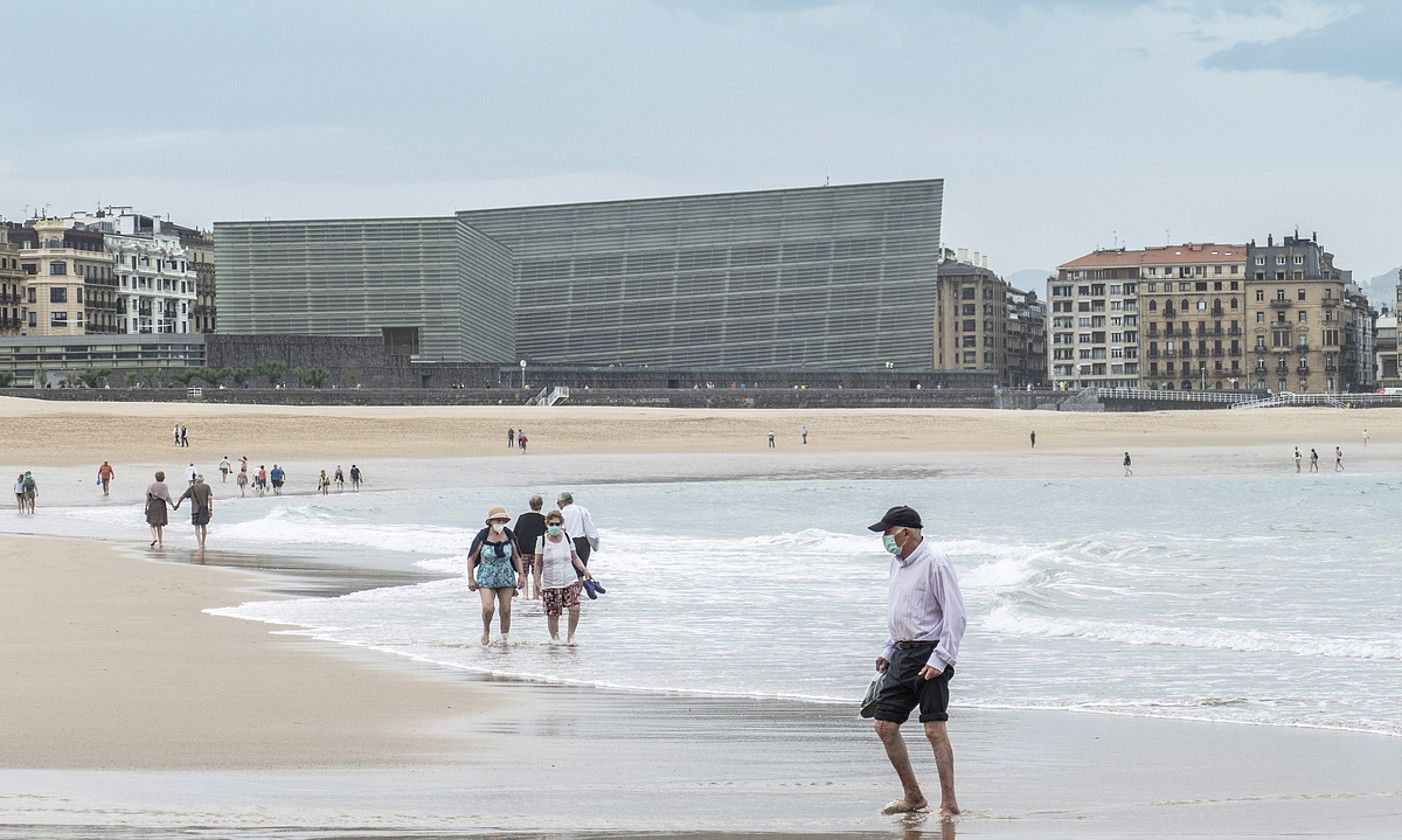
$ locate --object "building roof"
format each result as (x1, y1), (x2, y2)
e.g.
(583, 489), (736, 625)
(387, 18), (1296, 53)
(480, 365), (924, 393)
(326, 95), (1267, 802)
(1059, 243), (1247, 270)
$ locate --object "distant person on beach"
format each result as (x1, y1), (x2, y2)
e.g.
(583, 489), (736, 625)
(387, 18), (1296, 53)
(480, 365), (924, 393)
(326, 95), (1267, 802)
(97, 461), (114, 497)
(334, 465), (345, 491)
(173, 473), (213, 551)
(172, 425), (180, 446)
(185, 463), (196, 486)
(1310, 449), (1319, 472)
(1335, 446), (1344, 472)
(519, 431), (528, 453)
(467, 506), (523, 647)
(218, 456), (231, 483)
(867, 505), (966, 818)
(239, 455), (248, 474)
(535, 508), (594, 644)
(318, 470), (330, 494)
(145, 471), (174, 548)
(801, 425), (809, 445)
(1294, 447), (1302, 473)
(1030, 431), (1036, 448)
(1362, 429), (1369, 448)
(1123, 452), (1133, 477)
(236, 467), (249, 498)
(513, 496), (548, 600)
(767, 430), (776, 448)
(180, 425), (189, 448)
(256, 465), (268, 495)
(508, 428), (515, 448)
(349, 464), (362, 490)
(21, 471), (36, 513)
(270, 465), (285, 495)
(13, 473), (26, 514)
(557, 491), (600, 569)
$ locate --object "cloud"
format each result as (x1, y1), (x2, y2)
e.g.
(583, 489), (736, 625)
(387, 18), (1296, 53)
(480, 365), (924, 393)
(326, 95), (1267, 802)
(1203, 2), (1402, 85)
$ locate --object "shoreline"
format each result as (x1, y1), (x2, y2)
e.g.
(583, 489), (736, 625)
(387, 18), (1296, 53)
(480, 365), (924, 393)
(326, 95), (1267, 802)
(3, 535), (1401, 836)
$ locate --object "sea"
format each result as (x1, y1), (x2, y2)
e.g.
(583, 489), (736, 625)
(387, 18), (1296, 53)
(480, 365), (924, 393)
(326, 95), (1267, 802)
(10, 464), (1401, 738)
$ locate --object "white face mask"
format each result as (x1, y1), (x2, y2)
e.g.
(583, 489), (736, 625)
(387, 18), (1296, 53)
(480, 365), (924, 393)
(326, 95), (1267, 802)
(490, 522), (505, 535)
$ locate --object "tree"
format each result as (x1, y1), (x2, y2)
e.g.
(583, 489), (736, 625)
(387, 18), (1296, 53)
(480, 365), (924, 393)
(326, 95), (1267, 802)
(294, 365), (329, 388)
(170, 369), (197, 386)
(124, 371), (143, 388)
(0, 372), (12, 388)
(230, 367), (254, 387)
(255, 360), (286, 387)
(77, 367), (114, 389)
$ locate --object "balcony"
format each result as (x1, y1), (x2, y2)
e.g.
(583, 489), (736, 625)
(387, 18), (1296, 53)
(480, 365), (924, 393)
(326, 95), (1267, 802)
(1213, 348), (1225, 357)
(1297, 366), (1310, 374)
(1211, 307), (1225, 317)
(1270, 299), (1293, 308)
(1325, 364), (1338, 372)
(1196, 327), (1209, 337)
(1322, 298), (1340, 308)
(1295, 343), (1310, 352)
(1228, 328), (1243, 336)
(1163, 308), (1177, 318)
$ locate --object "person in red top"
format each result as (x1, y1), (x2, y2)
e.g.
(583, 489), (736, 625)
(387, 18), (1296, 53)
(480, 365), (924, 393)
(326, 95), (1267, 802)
(97, 461), (115, 497)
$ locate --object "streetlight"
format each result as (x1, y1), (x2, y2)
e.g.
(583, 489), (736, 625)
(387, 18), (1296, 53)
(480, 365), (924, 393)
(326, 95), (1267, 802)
(519, 359), (527, 390)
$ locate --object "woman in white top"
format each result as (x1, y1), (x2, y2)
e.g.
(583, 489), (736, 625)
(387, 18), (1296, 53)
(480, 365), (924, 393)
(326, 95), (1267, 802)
(13, 474), (24, 514)
(535, 509), (594, 644)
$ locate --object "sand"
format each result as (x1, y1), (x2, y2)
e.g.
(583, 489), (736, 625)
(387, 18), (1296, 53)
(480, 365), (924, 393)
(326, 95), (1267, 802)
(0, 535), (497, 770)
(2, 395), (1397, 467)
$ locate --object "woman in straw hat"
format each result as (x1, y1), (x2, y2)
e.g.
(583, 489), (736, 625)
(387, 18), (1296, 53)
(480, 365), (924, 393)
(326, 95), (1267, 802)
(468, 505), (524, 646)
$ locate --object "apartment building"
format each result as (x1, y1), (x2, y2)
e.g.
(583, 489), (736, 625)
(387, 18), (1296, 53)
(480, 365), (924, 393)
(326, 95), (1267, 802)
(65, 209), (199, 335)
(174, 225), (216, 333)
(8, 219), (118, 336)
(1048, 250), (1140, 389)
(0, 229), (24, 336)
(1138, 244), (1248, 390)
(1005, 285), (1046, 388)
(1243, 232), (1369, 393)
(934, 251), (1008, 376)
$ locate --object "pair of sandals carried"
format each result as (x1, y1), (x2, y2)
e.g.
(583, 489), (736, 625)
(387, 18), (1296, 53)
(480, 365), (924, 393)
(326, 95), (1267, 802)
(582, 578), (606, 599)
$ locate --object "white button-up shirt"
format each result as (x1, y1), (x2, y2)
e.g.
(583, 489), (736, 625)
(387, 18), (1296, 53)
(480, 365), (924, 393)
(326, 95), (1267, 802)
(881, 538), (967, 671)
(560, 503), (598, 542)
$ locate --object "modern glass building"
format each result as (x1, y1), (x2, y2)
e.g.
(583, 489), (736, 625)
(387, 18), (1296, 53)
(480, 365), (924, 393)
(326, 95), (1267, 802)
(215, 179), (943, 368)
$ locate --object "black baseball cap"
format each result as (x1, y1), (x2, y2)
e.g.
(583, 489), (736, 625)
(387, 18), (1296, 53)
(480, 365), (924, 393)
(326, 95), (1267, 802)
(868, 505), (923, 532)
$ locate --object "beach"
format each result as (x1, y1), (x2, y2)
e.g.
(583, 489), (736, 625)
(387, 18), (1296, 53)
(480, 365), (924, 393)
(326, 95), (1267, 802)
(2, 396), (1401, 838)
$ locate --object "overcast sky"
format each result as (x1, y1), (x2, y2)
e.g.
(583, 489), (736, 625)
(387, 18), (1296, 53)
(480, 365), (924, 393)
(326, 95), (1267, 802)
(2, 0), (1398, 286)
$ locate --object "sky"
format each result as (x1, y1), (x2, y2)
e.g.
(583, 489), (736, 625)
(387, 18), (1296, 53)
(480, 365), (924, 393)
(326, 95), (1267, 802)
(2, 0), (1399, 293)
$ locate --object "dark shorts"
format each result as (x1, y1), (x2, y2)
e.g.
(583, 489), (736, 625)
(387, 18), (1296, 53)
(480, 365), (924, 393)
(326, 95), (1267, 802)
(572, 537), (592, 568)
(272, 479), (284, 488)
(191, 508), (211, 526)
(873, 643), (954, 725)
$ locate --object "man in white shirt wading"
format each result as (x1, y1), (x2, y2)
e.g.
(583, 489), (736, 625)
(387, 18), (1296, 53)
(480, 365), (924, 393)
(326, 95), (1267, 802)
(556, 492), (600, 568)
(868, 505), (967, 818)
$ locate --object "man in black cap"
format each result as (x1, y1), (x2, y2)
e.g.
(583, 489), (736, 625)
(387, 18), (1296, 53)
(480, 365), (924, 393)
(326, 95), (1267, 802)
(867, 505), (967, 817)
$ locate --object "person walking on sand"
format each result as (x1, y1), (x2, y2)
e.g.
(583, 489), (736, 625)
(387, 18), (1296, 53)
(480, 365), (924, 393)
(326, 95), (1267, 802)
(1294, 447), (1302, 473)
(535, 508), (595, 644)
(270, 464), (285, 495)
(185, 463), (196, 486)
(317, 470), (330, 494)
(1335, 446), (1344, 472)
(21, 471), (36, 514)
(172, 424), (180, 446)
(513, 496), (548, 600)
(334, 465), (345, 492)
(14, 473), (26, 514)
(218, 456), (232, 483)
(517, 428), (525, 451)
(867, 505), (966, 818)
(255, 464), (268, 495)
(236, 467), (249, 498)
(179, 424), (189, 448)
(97, 461), (115, 497)
(1310, 448), (1319, 473)
(349, 464), (362, 491)
(508, 427), (515, 449)
(1030, 431), (1036, 448)
(145, 470), (174, 548)
(467, 506), (523, 647)
(1123, 452), (1133, 477)
(801, 425), (809, 445)
(239, 455), (248, 474)
(767, 430), (776, 449)
(1362, 429), (1369, 448)
(519, 431), (528, 453)
(557, 491), (600, 569)
(173, 473), (213, 551)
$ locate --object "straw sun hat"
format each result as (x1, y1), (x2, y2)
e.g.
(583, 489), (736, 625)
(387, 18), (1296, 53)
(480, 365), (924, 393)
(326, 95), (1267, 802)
(484, 505), (510, 524)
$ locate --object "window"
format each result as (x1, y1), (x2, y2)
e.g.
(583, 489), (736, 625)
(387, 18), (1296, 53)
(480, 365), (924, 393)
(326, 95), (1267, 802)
(50, 287), (67, 303)
(50, 311), (68, 327)
(1297, 288), (1306, 301)
(1293, 255), (1304, 265)
(1256, 312), (1265, 323)
(1255, 257), (1265, 266)
(1276, 256), (1286, 266)
(1255, 290), (1264, 302)
(1298, 311), (1307, 323)
(49, 261), (67, 276)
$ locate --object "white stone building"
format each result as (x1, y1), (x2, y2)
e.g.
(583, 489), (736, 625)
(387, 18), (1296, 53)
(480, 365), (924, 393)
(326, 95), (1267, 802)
(65, 209), (198, 335)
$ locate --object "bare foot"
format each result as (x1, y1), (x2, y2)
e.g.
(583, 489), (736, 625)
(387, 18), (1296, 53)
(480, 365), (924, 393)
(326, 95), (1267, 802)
(939, 802), (961, 817)
(882, 798), (929, 815)
(480, 632), (491, 646)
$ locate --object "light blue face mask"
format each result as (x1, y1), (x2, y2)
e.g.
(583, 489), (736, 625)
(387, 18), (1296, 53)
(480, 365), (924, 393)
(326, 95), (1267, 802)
(547, 525), (564, 537)
(883, 533), (902, 555)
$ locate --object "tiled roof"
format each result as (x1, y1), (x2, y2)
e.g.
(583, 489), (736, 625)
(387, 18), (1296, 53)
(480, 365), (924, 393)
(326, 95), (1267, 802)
(1059, 243), (1247, 270)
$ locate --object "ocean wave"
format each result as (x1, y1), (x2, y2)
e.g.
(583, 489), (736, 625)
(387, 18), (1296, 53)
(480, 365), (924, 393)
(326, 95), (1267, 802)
(983, 603), (1402, 660)
(217, 505), (472, 556)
